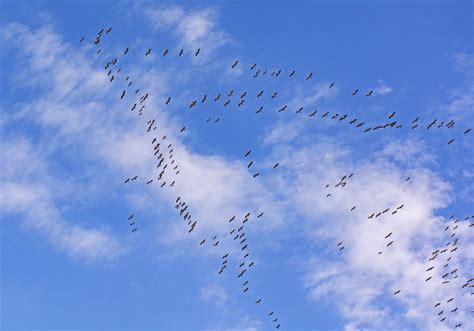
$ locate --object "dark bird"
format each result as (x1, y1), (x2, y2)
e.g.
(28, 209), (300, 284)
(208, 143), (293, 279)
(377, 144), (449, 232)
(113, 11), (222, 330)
(244, 150), (251, 157)
(394, 290), (401, 295)
(250, 63), (257, 70)
(129, 222), (135, 226)
(255, 299), (262, 304)
(163, 48), (168, 56)
(200, 239), (206, 245)
(273, 162), (279, 169)
(448, 139), (455, 145)
(243, 287), (249, 292)
(271, 92), (278, 99)
(387, 241), (394, 247)
(253, 173), (260, 178)
(385, 232), (392, 239)
(329, 82), (335, 88)
(352, 89), (359, 96)
(257, 212), (264, 218)
(120, 90), (126, 99)
(290, 70), (295, 77)
(180, 126), (186, 133)
(146, 48), (151, 56)
(166, 97), (171, 105)
(427, 119), (437, 129)
(257, 90), (264, 97)
(305, 72), (313, 80)
(195, 48), (201, 56)
(131, 228), (137, 232)
(278, 105), (287, 112)
(179, 49), (184, 56)
(365, 90), (373, 97)
(232, 60), (238, 68)
(80, 36), (85, 42)
(389, 112), (395, 119)
(464, 128), (471, 134)
(425, 277), (432, 281)
(308, 110), (318, 117)
(247, 161), (254, 168)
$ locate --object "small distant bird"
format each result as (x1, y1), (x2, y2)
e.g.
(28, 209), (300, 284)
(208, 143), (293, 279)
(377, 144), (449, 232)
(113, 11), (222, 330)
(365, 90), (373, 97)
(146, 48), (151, 56)
(250, 63), (257, 70)
(200, 239), (206, 245)
(352, 89), (359, 96)
(464, 128), (471, 134)
(255, 299), (262, 304)
(394, 290), (401, 295)
(179, 49), (184, 56)
(195, 48), (201, 56)
(448, 139), (455, 145)
(180, 126), (186, 132)
(244, 150), (251, 157)
(273, 162), (279, 169)
(163, 48), (168, 56)
(232, 60), (238, 68)
(329, 82), (335, 88)
(290, 70), (295, 77)
(80, 36), (85, 42)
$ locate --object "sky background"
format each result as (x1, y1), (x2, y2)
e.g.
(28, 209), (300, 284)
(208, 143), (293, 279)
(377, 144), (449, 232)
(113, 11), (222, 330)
(1, 1), (473, 330)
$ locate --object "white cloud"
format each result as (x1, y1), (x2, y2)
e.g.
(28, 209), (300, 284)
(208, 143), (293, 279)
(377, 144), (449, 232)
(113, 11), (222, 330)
(374, 79), (393, 95)
(266, 139), (471, 330)
(142, 5), (230, 61)
(0, 137), (125, 262)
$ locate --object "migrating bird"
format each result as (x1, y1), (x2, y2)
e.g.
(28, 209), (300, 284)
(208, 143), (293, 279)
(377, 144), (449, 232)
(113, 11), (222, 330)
(146, 48), (151, 56)
(232, 60), (238, 68)
(329, 82), (335, 88)
(195, 48), (201, 56)
(365, 90), (373, 97)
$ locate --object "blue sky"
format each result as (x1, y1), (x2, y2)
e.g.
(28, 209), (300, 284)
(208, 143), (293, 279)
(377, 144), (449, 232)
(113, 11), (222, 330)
(1, 1), (473, 330)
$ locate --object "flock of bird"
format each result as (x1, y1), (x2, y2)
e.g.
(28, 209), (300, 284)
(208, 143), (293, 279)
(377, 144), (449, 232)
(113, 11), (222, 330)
(79, 27), (472, 329)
